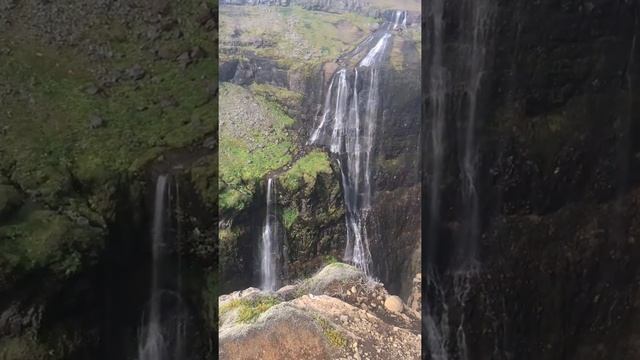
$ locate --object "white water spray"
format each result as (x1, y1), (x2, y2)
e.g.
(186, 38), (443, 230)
(309, 23), (395, 275)
(137, 175), (187, 360)
(138, 175), (168, 360)
(260, 177), (279, 291)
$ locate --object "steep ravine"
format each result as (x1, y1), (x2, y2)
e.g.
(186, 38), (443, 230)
(424, 0), (640, 359)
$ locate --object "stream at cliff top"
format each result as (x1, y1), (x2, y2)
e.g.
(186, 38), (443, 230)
(137, 175), (188, 360)
(309, 12), (407, 276)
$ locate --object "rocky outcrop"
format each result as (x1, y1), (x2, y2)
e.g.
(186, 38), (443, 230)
(219, 263), (421, 360)
(224, 56), (291, 88)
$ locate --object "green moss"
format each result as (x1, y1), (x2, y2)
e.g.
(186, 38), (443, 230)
(256, 96), (296, 128)
(314, 316), (347, 349)
(190, 155), (218, 208)
(250, 83), (303, 109)
(0, 209), (103, 284)
(285, 7), (377, 63)
(220, 296), (281, 324)
(280, 151), (332, 192)
(282, 207), (299, 230)
(491, 95), (595, 173)
(0, 1), (216, 219)
(220, 5), (376, 68)
(0, 184), (23, 218)
(0, 335), (48, 360)
(219, 83), (294, 214)
(322, 254), (339, 265)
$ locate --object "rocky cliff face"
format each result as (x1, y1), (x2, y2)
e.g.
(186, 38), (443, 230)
(424, 0), (640, 358)
(219, 3), (421, 297)
(370, 29), (422, 299)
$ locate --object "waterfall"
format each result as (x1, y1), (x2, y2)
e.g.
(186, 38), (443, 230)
(309, 20), (397, 275)
(426, 0), (446, 261)
(459, 0), (494, 263)
(137, 175), (187, 360)
(138, 175), (168, 360)
(424, 0), (495, 358)
(260, 177), (279, 291)
(392, 10), (408, 31)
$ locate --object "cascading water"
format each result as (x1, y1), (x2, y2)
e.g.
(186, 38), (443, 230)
(137, 175), (187, 360)
(309, 17), (402, 275)
(260, 177), (279, 291)
(392, 10), (408, 31)
(458, 0), (494, 263)
(424, 0), (495, 359)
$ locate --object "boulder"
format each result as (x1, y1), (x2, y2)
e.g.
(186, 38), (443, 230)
(218, 264), (421, 360)
(384, 295), (403, 313)
(297, 263), (364, 295)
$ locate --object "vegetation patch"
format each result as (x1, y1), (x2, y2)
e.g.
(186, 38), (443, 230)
(280, 151), (332, 192)
(322, 254), (339, 265)
(314, 316), (347, 349)
(190, 155), (218, 208)
(219, 83), (294, 214)
(0, 209), (104, 285)
(220, 296), (281, 324)
(283, 207), (299, 230)
(0, 335), (48, 360)
(250, 83), (303, 110)
(220, 5), (376, 68)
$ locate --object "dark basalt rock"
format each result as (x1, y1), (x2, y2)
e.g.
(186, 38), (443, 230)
(223, 55), (290, 88)
(423, 0), (640, 358)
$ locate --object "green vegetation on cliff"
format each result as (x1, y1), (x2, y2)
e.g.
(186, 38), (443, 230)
(0, 208), (104, 289)
(0, 0), (217, 249)
(220, 5), (377, 68)
(0, 1), (217, 357)
(219, 83), (294, 213)
(220, 296), (281, 324)
(281, 151), (332, 192)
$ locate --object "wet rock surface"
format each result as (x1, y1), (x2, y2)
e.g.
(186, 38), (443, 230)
(424, 0), (639, 359)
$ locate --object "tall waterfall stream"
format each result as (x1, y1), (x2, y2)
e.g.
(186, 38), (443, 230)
(425, 0), (495, 359)
(260, 177), (280, 291)
(309, 11), (408, 276)
(137, 175), (188, 360)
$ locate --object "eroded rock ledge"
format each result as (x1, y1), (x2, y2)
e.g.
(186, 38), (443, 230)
(218, 263), (421, 360)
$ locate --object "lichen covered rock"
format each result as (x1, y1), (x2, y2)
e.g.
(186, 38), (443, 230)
(218, 263), (421, 360)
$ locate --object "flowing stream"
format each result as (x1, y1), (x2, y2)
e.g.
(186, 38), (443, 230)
(309, 13), (406, 275)
(260, 177), (279, 291)
(137, 175), (187, 360)
(425, 0), (495, 358)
